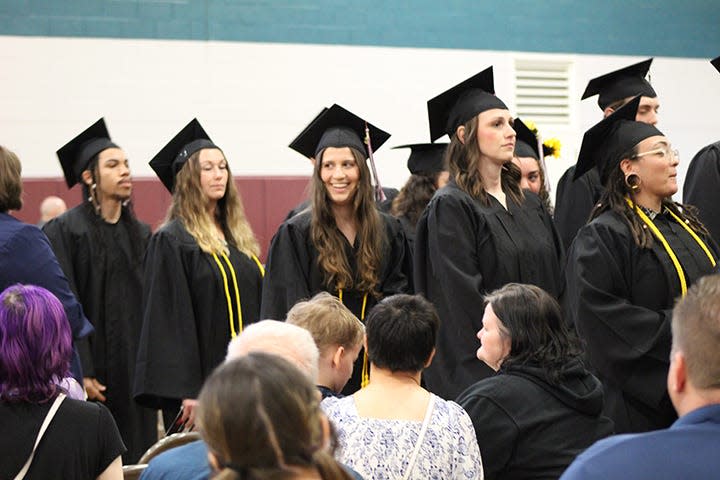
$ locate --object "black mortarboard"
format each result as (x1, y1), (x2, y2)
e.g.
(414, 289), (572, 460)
(393, 143), (448, 175)
(575, 96), (663, 182)
(711, 55), (720, 74)
(56, 118), (119, 188)
(581, 58), (656, 110)
(288, 104), (390, 159)
(149, 118), (219, 192)
(427, 66), (508, 142)
(513, 118), (541, 160)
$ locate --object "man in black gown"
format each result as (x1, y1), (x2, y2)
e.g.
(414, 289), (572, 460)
(683, 55), (720, 243)
(43, 119), (155, 463)
(555, 58), (661, 250)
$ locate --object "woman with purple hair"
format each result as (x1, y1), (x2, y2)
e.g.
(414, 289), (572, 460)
(0, 284), (125, 480)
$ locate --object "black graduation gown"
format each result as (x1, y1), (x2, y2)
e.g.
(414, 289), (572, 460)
(564, 209), (719, 433)
(414, 182), (564, 400)
(260, 210), (412, 392)
(683, 141), (720, 244)
(554, 165), (604, 251)
(42, 204), (155, 464)
(134, 219), (263, 411)
(396, 214), (416, 257)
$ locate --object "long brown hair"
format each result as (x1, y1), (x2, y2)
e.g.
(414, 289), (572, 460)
(0, 145), (23, 212)
(391, 172), (441, 227)
(198, 353), (352, 480)
(591, 145), (708, 248)
(446, 115), (523, 205)
(164, 149), (259, 257)
(310, 147), (384, 295)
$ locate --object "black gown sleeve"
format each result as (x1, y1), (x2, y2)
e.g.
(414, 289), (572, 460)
(260, 220), (312, 320)
(379, 214), (413, 295)
(554, 166), (601, 251)
(564, 220), (671, 410)
(134, 229), (204, 409)
(683, 142), (720, 244)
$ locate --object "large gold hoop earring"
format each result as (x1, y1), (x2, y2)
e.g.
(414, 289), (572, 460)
(625, 173), (641, 192)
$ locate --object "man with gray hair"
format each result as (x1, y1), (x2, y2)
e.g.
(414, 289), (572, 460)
(561, 274), (720, 479)
(139, 320), (321, 480)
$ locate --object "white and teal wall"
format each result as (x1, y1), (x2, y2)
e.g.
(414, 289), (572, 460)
(2, 1), (719, 240)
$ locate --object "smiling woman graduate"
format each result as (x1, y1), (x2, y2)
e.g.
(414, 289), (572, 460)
(134, 119), (263, 426)
(414, 66), (564, 401)
(261, 104), (412, 394)
(564, 97), (719, 434)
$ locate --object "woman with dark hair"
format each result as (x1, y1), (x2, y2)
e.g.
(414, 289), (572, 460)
(261, 104), (412, 393)
(390, 143), (449, 251)
(564, 97), (718, 433)
(0, 284), (125, 480)
(457, 283), (613, 480)
(134, 119), (263, 428)
(415, 67), (564, 400)
(0, 145), (92, 385)
(512, 118), (557, 214)
(198, 352), (353, 480)
(323, 294), (482, 479)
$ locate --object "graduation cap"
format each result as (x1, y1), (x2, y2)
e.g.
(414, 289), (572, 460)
(56, 118), (119, 188)
(393, 143), (448, 175)
(427, 66), (508, 142)
(149, 118), (219, 192)
(288, 104), (390, 159)
(581, 58), (657, 110)
(711, 55), (720, 74)
(574, 96), (663, 182)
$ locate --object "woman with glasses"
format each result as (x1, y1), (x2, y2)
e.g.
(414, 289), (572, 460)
(564, 97), (718, 434)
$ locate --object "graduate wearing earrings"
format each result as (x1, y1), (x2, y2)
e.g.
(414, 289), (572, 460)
(261, 104), (412, 394)
(134, 119), (263, 426)
(565, 97), (718, 433)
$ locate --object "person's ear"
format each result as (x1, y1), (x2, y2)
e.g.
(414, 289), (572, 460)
(332, 345), (345, 368)
(603, 106), (616, 118)
(363, 334), (368, 353)
(619, 158), (638, 176)
(424, 348), (436, 368)
(81, 170), (93, 186)
(456, 125), (466, 145)
(667, 351), (687, 394)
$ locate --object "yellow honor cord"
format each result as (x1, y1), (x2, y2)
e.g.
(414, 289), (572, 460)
(665, 210), (716, 267)
(252, 254), (266, 277)
(338, 288), (371, 388)
(212, 253), (236, 338)
(220, 252), (243, 334)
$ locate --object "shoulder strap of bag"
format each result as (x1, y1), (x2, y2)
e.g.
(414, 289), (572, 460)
(13, 393), (66, 480)
(402, 394), (435, 480)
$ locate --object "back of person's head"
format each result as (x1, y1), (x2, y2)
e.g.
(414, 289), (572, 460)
(198, 353), (352, 480)
(672, 274), (720, 390)
(485, 283), (580, 380)
(0, 284), (72, 402)
(286, 292), (364, 353)
(225, 320), (319, 382)
(365, 294), (439, 373)
(0, 145), (23, 212)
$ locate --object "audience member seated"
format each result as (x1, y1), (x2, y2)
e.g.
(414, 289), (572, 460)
(561, 274), (720, 479)
(0, 284), (125, 480)
(323, 294), (483, 479)
(198, 352), (354, 479)
(141, 321), (362, 480)
(286, 292), (365, 399)
(457, 283), (614, 480)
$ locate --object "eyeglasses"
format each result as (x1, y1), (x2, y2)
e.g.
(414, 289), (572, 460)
(633, 146), (679, 161)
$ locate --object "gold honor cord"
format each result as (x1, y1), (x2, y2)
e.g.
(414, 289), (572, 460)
(338, 288), (371, 388)
(626, 198), (716, 296)
(221, 252), (243, 334)
(252, 254), (266, 277)
(212, 252), (243, 338)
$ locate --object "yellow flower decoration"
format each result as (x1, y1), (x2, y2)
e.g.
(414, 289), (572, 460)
(523, 119), (538, 135)
(543, 137), (562, 158)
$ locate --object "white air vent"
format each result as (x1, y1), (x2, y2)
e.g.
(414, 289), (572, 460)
(514, 60), (572, 125)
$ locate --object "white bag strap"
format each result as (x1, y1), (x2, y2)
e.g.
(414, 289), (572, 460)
(402, 394), (435, 480)
(13, 393), (66, 480)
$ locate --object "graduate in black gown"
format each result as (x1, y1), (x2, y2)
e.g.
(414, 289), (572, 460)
(683, 55), (720, 243)
(564, 97), (719, 434)
(512, 118), (557, 213)
(42, 118), (155, 463)
(555, 58), (660, 250)
(134, 119), (263, 427)
(261, 104), (413, 393)
(389, 143), (449, 253)
(415, 67), (564, 400)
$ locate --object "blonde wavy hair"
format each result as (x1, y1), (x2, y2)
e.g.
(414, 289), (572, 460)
(164, 149), (259, 257)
